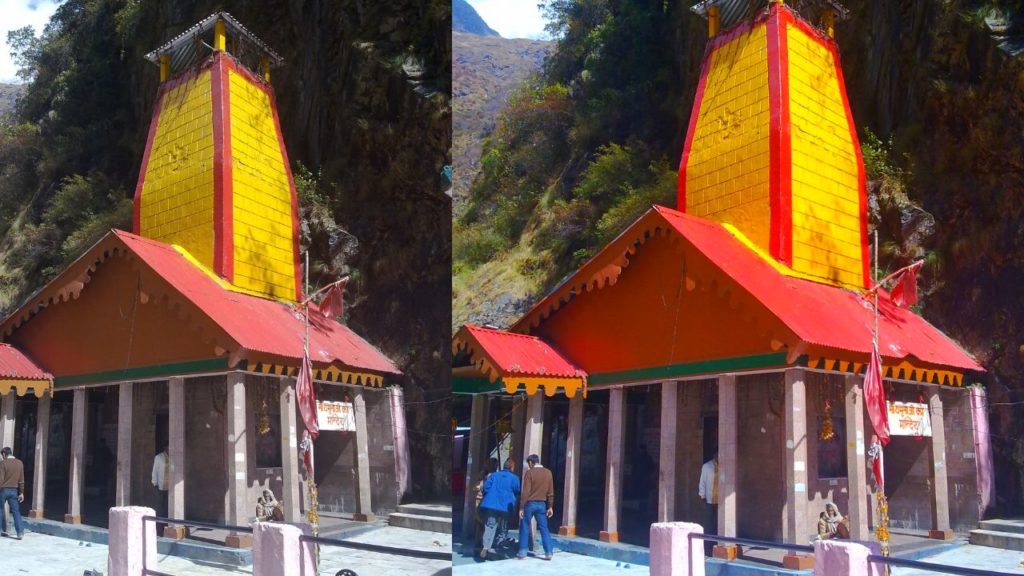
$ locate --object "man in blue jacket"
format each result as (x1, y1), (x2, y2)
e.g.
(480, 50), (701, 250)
(478, 459), (520, 559)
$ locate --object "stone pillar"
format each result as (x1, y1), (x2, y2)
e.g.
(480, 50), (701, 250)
(252, 521), (316, 576)
(107, 506), (157, 576)
(352, 387), (374, 522)
(511, 395), (526, 472)
(522, 393), (544, 461)
(650, 522), (706, 576)
(715, 375), (738, 559)
(0, 392), (14, 450)
(115, 383), (133, 507)
(784, 369), (809, 544)
(927, 388), (953, 540)
(844, 375), (869, 541)
(601, 387), (625, 543)
(28, 393), (50, 519)
(279, 378), (301, 523)
(66, 388), (87, 524)
(165, 377), (187, 539)
(658, 381), (678, 523)
(461, 394), (488, 538)
(225, 373), (251, 547)
(559, 393), (583, 536)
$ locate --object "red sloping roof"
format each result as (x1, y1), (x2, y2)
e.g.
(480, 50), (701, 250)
(651, 206), (982, 371)
(0, 343), (52, 381)
(458, 324), (585, 378)
(111, 230), (400, 375)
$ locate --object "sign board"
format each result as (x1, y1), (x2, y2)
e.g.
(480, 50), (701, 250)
(317, 400), (355, 432)
(887, 401), (931, 437)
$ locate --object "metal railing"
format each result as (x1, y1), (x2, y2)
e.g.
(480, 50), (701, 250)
(867, 554), (1017, 576)
(140, 515), (253, 576)
(687, 531), (815, 554)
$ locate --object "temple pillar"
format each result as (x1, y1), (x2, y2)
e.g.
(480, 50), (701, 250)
(279, 378), (301, 523)
(844, 374), (869, 541)
(65, 388), (87, 524)
(28, 393), (50, 519)
(511, 396), (525, 472)
(784, 369), (809, 544)
(225, 373), (251, 547)
(523, 393), (543, 461)
(558, 393), (583, 536)
(115, 383), (133, 507)
(0, 392), (14, 450)
(928, 388), (953, 540)
(165, 377), (186, 539)
(461, 394), (488, 538)
(658, 381), (678, 522)
(715, 374), (738, 559)
(601, 387), (625, 543)
(352, 387), (374, 522)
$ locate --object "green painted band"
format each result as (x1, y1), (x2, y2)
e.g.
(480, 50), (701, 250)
(452, 375), (501, 395)
(587, 352), (788, 386)
(54, 357), (229, 387)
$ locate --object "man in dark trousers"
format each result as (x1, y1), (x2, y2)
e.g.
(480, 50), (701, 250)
(698, 450), (719, 555)
(0, 446), (25, 540)
(516, 454), (554, 560)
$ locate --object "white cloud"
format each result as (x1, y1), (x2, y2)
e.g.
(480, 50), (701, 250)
(0, 0), (60, 83)
(467, 0), (551, 40)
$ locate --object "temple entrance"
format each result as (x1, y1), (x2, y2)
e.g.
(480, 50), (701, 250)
(575, 389), (608, 540)
(43, 390), (73, 522)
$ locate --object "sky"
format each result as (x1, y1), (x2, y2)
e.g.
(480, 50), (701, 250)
(467, 0), (550, 40)
(0, 0), (60, 83)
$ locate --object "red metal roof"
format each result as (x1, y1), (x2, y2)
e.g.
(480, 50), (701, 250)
(110, 230), (400, 375)
(0, 343), (51, 381)
(650, 206), (982, 371)
(456, 324), (585, 378)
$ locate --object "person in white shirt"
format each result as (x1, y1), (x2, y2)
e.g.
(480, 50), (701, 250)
(697, 450), (719, 554)
(151, 446), (169, 521)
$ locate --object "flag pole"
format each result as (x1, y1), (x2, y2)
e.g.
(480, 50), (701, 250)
(873, 230), (891, 571)
(303, 250), (321, 556)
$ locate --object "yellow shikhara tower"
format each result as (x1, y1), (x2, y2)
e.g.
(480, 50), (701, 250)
(680, 0), (868, 290)
(133, 14), (301, 302)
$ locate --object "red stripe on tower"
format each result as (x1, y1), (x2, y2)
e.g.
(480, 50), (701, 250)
(766, 3), (793, 266)
(211, 53), (235, 282)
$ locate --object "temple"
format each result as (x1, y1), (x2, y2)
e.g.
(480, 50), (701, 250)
(0, 13), (405, 546)
(453, 0), (991, 560)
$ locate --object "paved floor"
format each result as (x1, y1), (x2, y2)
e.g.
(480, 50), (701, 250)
(0, 526), (452, 575)
(454, 551), (648, 575)
(890, 544), (1024, 575)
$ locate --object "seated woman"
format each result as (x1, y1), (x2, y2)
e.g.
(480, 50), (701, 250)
(817, 502), (850, 539)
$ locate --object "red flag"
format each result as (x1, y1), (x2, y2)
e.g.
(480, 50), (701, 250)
(319, 279), (347, 318)
(890, 261), (923, 307)
(301, 430), (315, 479)
(296, 350), (319, 440)
(863, 341), (890, 446)
(868, 435), (885, 492)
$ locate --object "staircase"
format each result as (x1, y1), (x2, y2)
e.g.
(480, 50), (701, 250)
(969, 519), (1024, 551)
(388, 503), (452, 534)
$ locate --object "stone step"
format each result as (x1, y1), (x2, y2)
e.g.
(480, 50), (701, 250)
(389, 512), (453, 534)
(979, 519), (1024, 535)
(398, 503), (452, 519)
(969, 529), (1024, 551)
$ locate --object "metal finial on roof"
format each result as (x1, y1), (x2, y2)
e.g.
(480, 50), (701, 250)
(144, 12), (284, 80)
(692, 0), (848, 32)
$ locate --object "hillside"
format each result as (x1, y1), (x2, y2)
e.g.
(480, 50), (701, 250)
(453, 0), (499, 36)
(452, 32), (548, 207)
(0, 84), (22, 118)
(454, 0), (1024, 514)
(0, 0), (451, 498)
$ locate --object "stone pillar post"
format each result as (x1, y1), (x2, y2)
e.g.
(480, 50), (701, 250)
(522, 393), (544, 461)
(511, 396), (526, 472)
(559, 393), (583, 536)
(352, 387), (374, 522)
(0, 392), (14, 450)
(784, 369), (809, 544)
(844, 374), (869, 541)
(165, 377), (187, 539)
(927, 388), (953, 540)
(601, 387), (625, 543)
(658, 381), (678, 523)
(279, 378), (301, 523)
(115, 383), (133, 507)
(107, 506), (157, 576)
(225, 372), (251, 547)
(28, 393), (50, 519)
(715, 374), (738, 559)
(66, 388), (87, 524)
(461, 394), (488, 538)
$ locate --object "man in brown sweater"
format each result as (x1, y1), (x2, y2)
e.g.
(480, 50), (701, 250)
(0, 446), (25, 539)
(516, 454), (554, 560)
